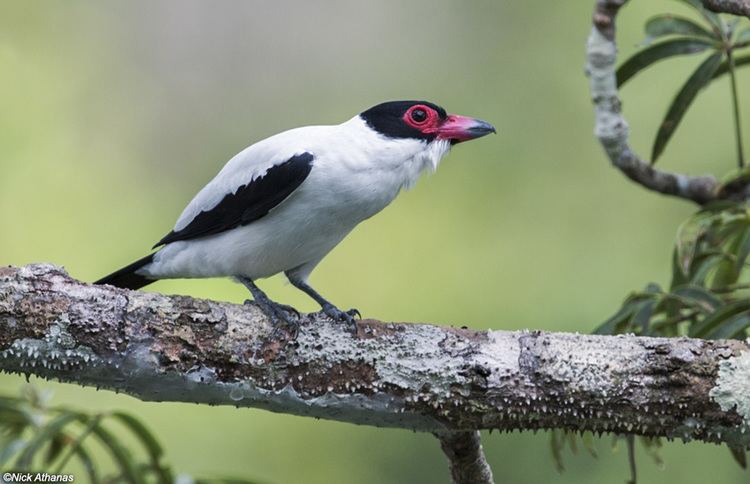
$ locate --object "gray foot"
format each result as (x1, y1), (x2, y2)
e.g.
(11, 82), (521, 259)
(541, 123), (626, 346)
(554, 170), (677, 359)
(285, 274), (360, 326)
(319, 303), (360, 325)
(244, 297), (299, 327)
(237, 276), (299, 327)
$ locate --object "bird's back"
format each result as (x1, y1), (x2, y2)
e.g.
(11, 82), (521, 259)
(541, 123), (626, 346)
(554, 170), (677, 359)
(173, 124), (338, 234)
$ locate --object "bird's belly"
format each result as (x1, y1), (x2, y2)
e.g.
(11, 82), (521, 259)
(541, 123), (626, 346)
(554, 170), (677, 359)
(146, 198), (357, 280)
(145, 171), (400, 281)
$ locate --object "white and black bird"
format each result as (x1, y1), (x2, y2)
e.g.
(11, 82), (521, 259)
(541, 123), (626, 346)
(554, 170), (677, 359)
(96, 100), (495, 325)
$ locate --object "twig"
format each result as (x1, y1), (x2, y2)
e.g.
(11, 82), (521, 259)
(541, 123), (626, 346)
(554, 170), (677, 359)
(626, 434), (637, 484)
(726, 48), (746, 168)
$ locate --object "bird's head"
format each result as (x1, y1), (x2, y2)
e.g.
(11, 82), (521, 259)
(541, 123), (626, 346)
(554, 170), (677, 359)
(359, 100), (495, 145)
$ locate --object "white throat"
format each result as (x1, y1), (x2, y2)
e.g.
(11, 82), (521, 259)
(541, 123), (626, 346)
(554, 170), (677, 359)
(339, 116), (452, 191)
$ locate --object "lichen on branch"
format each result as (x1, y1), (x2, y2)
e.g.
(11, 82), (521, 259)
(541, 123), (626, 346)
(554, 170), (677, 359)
(0, 263), (749, 451)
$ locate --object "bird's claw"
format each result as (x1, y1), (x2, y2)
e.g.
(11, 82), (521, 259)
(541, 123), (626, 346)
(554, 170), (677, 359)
(245, 299), (300, 328)
(320, 304), (361, 325)
(275, 302), (300, 318)
(346, 308), (361, 319)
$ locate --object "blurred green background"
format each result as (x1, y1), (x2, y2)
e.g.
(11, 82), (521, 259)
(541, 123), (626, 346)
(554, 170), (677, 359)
(1, 0), (748, 482)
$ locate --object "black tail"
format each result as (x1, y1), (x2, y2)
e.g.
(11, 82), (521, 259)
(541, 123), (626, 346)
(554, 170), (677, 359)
(95, 254), (156, 290)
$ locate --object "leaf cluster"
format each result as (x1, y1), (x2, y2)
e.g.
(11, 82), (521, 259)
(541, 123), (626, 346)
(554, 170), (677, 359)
(617, 0), (750, 165)
(552, 199), (750, 478)
(0, 386), (260, 484)
(596, 200), (750, 340)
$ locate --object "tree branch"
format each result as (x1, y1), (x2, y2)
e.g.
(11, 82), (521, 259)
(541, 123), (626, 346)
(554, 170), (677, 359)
(702, 0), (750, 17)
(586, 0), (750, 205)
(1, 263), (750, 453)
(435, 431), (494, 484)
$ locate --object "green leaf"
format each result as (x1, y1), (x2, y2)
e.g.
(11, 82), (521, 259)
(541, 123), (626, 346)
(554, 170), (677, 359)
(697, 200), (741, 214)
(714, 220), (749, 243)
(645, 15), (716, 42)
(671, 247), (689, 288)
(111, 412), (170, 484)
(0, 398), (36, 427)
(16, 413), (82, 469)
(711, 223), (750, 287)
(712, 54), (750, 79)
(652, 52), (723, 163)
(594, 302), (638, 335)
(734, 226), (750, 273)
(52, 432), (100, 484)
(72, 443), (99, 484)
(567, 431), (579, 454)
(45, 433), (67, 465)
(51, 414), (103, 475)
(595, 294), (663, 335)
(616, 38), (714, 87)
(689, 253), (727, 285)
(644, 283), (663, 294)
(689, 299), (750, 337)
(735, 27), (750, 45)
(550, 430), (565, 472)
(111, 412), (164, 461)
(633, 299), (658, 335)
(670, 284), (723, 312)
(639, 437), (664, 468)
(581, 432), (598, 458)
(674, 208), (719, 279)
(711, 258), (741, 288)
(706, 311), (750, 339)
(675, 0), (724, 35)
(0, 439), (27, 466)
(90, 422), (144, 484)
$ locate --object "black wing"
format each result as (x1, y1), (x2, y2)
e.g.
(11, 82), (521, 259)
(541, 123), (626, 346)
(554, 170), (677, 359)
(154, 152), (314, 248)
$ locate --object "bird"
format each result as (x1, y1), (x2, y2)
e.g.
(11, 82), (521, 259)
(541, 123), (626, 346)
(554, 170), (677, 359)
(95, 100), (495, 326)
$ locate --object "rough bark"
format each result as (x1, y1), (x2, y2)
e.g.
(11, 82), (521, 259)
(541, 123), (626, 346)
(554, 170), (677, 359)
(1, 264), (750, 452)
(702, 0), (750, 17)
(435, 431), (494, 484)
(586, 0), (750, 205)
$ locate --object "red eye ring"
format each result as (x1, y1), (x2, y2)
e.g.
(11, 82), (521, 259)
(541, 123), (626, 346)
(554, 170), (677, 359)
(404, 105), (438, 129)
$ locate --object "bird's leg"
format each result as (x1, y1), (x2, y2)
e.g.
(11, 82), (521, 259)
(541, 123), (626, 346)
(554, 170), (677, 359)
(286, 275), (360, 325)
(237, 276), (299, 326)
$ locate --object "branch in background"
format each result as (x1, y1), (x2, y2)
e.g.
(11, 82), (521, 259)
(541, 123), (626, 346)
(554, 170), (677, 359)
(1, 264), (750, 455)
(435, 431), (494, 484)
(702, 0), (750, 17)
(586, 0), (750, 204)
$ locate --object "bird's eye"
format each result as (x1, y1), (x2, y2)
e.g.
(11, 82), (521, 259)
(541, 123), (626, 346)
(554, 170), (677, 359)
(411, 108), (428, 123)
